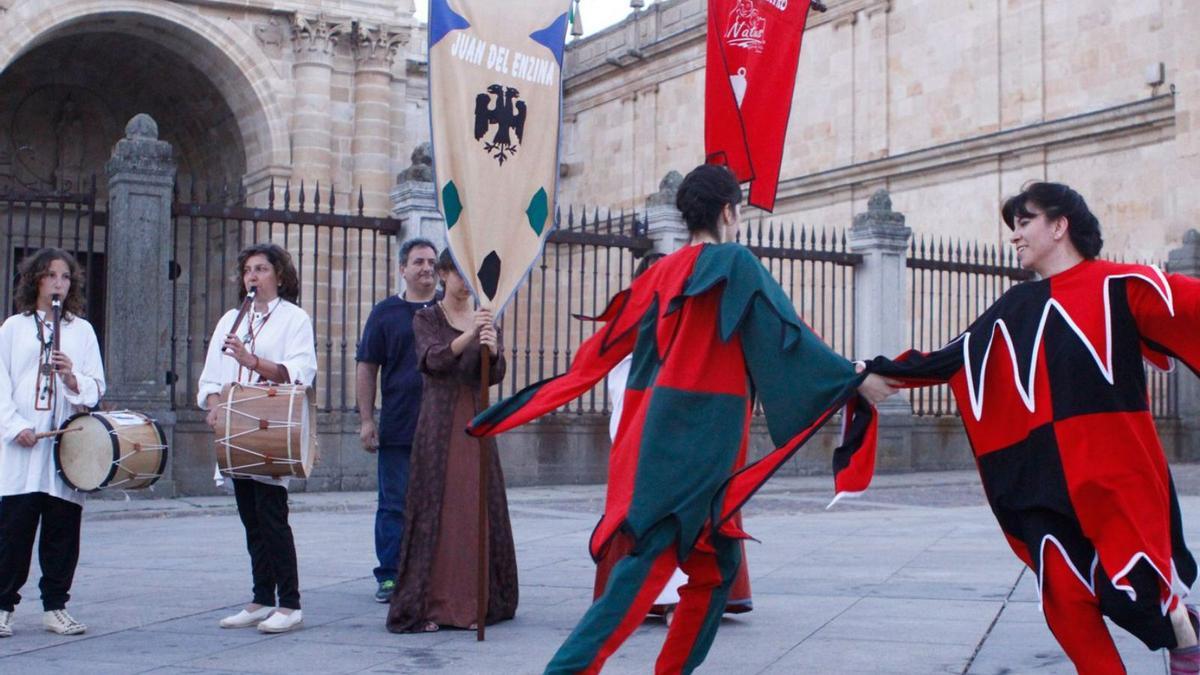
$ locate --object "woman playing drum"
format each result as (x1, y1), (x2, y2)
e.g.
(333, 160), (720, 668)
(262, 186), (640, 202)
(197, 243), (316, 635)
(0, 248), (106, 638)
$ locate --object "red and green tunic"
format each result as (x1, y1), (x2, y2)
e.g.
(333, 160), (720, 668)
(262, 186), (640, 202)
(468, 242), (872, 560)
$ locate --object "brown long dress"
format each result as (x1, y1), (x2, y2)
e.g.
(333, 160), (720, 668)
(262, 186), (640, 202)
(386, 304), (518, 632)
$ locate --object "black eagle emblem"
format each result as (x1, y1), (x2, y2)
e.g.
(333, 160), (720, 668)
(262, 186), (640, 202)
(474, 84), (527, 165)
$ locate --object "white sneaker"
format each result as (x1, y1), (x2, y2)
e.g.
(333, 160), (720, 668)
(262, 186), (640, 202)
(219, 605), (275, 629)
(257, 609), (303, 634)
(0, 610), (12, 638)
(42, 609), (86, 636)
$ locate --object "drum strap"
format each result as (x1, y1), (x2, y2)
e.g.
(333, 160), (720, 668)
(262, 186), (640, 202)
(33, 314), (55, 414)
(237, 309), (275, 383)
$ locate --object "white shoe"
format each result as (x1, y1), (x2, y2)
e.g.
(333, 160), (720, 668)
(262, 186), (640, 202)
(0, 610), (12, 638)
(257, 609), (303, 634)
(42, 609), (86, 635)
(219, 606), (275, 629)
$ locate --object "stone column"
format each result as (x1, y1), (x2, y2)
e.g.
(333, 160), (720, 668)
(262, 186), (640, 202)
(104, 114), (178, 495)
(1167, 230), (1200, 460)
(352, 22), (409, 216)
(849, 189), (913, 466)
(391, 142), (446, 252)
(644, 171), (687, 255)
(290, 13), (347, 189)
(853, 2), (890, 161)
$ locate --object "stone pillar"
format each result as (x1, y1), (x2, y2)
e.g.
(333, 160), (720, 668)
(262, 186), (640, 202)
(849, 189), (913, 467)
(391, 143), (446, 252)
(644, 171), (687, 255)
(104, 114), (178, 494)
(352, 22), (409, 216)
(1168, 230), (1200, 459)
(290, 13), (347, 189)
(849, 190), (911, 365)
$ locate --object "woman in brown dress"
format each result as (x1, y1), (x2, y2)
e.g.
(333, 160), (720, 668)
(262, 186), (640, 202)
(386, 249), (517, 633)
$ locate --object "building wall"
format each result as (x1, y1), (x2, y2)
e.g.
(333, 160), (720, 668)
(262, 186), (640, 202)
(559, 0), (1197, 262)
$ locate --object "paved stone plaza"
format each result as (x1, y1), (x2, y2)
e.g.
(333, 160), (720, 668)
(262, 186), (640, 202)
(3, 468), (1199, 674)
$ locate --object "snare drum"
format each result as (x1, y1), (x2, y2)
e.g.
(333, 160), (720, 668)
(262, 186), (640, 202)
(214, 382), (319, 479)
(54, 410), (168, 492)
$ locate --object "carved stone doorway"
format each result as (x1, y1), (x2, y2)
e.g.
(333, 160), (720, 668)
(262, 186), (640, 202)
(0, 30), (246, 202)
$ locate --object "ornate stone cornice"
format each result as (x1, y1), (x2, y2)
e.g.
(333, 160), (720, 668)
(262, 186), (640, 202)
(564, 0), (889, 87)
(774, 94), (1176, 207)
(291, 12), (352, 58)
(352, 21), (411, 68)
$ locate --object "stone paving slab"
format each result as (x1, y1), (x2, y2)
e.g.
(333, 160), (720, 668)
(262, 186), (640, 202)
(3, 467), (1200, 673)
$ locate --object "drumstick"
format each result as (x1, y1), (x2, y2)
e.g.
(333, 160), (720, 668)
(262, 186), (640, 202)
(35, 427), (81, 440)
(224, 287), (257, 354)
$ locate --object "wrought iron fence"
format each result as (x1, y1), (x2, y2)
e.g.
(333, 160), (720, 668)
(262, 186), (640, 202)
(171, 182), (655, 417)
(170, 179), (401, 412)
(906, 235), (1177, 419)
(0, 179), (108, 350)
(495, 208), (651, 415)
(737, 221), (860, 360)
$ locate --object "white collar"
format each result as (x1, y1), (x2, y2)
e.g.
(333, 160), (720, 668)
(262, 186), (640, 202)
(252, 297), (284, 316)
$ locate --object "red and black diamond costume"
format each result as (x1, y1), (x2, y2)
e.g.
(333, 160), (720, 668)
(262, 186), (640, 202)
(863, 259), (1198, 673)
(468, 242), (872, 674)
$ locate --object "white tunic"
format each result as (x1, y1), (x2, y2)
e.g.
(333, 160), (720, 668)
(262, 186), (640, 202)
(0, 311), (106, 505)
(605, 353), (686, 605)
(197, 298), (318, 488)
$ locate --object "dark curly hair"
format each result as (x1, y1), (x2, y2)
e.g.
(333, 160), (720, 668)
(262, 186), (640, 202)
(1002, 182), (1103, 259)
(235, 243), (301, 303)
(676, 164), (743, 241)
(14, 248), (86, 320)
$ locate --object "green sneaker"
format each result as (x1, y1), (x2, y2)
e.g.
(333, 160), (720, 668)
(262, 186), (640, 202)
(375, 580), (395, 603)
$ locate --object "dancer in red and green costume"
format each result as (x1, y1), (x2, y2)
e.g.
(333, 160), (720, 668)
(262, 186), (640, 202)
(862, 183), (1200, 675)
(468, 165), (895, 674)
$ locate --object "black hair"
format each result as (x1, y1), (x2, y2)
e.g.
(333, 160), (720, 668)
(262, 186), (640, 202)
(1001, 182), (1103, 259)
(435, 248), (458, 273)
(675, 164), (742, 240)
(399, 238), (438, 265)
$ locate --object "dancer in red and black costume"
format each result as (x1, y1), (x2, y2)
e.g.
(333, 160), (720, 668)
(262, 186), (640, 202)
(862, 182), (1200, 674)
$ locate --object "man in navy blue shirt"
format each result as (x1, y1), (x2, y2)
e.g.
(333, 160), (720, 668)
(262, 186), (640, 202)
(356, 238), (438, 602)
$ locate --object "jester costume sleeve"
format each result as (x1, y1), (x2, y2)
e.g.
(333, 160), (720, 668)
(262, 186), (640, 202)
(863, 259), (1200, 667)
(468, 242), (874, 674)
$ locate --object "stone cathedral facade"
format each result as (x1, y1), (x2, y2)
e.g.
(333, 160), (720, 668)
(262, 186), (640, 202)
(1, 0), (1197, 254)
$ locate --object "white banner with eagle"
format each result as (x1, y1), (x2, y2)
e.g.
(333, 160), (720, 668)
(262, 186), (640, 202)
(428, 0), (570, 311)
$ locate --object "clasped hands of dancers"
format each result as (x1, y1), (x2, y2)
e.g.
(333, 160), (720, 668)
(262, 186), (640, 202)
(2, 165), (1199, 675)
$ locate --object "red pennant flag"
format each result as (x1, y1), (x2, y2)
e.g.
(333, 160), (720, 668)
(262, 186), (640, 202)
(705, 0), (813, 212)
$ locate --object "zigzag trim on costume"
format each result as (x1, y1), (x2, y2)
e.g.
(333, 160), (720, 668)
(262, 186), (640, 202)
(962, 267), (1174, 421)
(1034, 538), (1185, 616)
(1110, 550), (1187, 614)
(1034, 534), (1098, 606)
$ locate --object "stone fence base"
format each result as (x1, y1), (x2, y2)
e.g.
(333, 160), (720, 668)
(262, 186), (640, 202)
(89, 411), (1199, 499)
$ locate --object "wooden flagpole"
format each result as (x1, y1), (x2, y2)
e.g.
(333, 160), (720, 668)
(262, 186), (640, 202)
(477, 344), (492, 642)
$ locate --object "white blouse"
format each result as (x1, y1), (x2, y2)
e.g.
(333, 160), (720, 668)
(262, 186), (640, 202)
(605, 354), (633, 442)
(0, 311), (106, 505)
(197, 297), (318, 488)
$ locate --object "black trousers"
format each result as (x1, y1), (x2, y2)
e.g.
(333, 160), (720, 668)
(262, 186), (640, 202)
(232, 479), (301, 610)
(0, 492), (83, 612)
